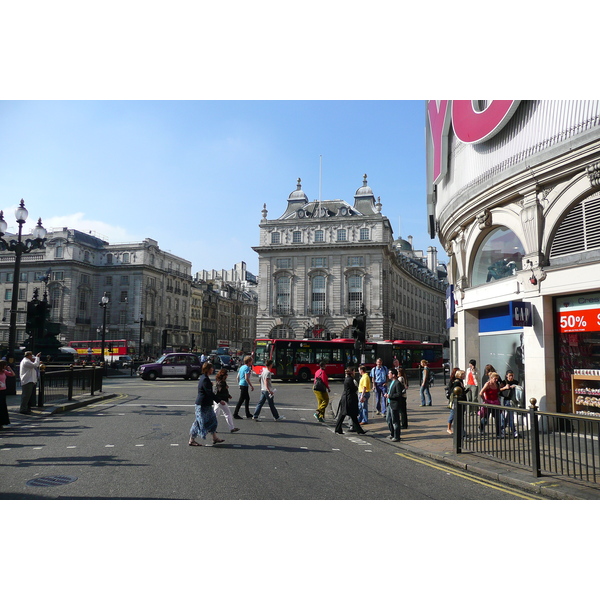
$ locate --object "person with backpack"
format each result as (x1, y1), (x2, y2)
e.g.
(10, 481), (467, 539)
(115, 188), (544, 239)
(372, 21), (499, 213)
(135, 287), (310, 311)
(385, 368), (405, 441)
(446, 369), (465, 435)
(370, 357), (389, 416)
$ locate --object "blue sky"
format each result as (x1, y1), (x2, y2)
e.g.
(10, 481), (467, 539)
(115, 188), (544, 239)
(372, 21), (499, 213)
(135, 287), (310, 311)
(0, 100), (435, 276)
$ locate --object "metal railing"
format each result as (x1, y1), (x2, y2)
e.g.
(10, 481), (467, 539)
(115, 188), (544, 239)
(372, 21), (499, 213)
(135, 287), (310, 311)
(455, 399), (600, 484)
(37, 365), (103, 408)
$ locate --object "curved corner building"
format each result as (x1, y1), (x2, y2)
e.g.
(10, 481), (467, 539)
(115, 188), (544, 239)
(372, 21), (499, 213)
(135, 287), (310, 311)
(426, 100), (600, 413)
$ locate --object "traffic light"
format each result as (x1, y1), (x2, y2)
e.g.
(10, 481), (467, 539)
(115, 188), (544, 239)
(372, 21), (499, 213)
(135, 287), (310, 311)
(352, 314), (366, 344)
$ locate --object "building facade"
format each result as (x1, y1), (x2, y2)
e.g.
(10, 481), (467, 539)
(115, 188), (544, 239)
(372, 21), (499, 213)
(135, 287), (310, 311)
(192, 262), (258, 354)
(0, 228), (192, 358)
(427, 100), (600, 413)
(253, 177), (446, 344)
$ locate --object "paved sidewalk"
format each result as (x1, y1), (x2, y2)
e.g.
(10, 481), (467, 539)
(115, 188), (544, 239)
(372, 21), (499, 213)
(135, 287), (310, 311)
(329, 381), (600, 500)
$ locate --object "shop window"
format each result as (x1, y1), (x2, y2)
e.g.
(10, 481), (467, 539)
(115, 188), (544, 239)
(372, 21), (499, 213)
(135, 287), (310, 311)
(471, 227), (524, 286)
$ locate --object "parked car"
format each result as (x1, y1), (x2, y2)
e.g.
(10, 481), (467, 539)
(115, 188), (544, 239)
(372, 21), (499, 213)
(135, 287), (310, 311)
(137, 353), (202, 381)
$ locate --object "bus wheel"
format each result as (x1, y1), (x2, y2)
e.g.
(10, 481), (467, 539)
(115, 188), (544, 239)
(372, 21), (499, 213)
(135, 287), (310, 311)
(297, 368), (311, 383)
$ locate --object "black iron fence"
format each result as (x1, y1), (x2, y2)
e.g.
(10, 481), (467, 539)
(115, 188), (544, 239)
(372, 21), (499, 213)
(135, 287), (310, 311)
(36, 365), (103, 408)
(455, 399), (600, 484)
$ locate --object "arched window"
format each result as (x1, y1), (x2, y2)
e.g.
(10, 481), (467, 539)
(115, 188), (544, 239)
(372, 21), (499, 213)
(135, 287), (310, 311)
(311, 275), (326, 314)
(471, 227), (524, 286)
(275, 275), (291, 315)
(347, 273), (363, 313)
(269, 324), (294, 339)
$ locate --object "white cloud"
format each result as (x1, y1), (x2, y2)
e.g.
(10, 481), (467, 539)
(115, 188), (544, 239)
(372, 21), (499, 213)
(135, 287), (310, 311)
(43, 212), (131, 243)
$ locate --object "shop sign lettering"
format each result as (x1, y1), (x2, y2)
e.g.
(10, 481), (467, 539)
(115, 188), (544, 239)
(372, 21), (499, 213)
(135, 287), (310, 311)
(558, 294), (600, 333)
(427, 100), (521, 184)
(511, 301), (532, 327)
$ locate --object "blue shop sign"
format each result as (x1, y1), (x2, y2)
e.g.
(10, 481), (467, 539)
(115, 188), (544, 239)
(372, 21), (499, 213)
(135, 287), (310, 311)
(479, 303), (530, 333)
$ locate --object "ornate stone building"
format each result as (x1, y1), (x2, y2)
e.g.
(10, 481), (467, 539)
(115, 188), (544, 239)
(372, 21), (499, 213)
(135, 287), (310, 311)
(0, 228), (192, 357)
(253, 176), (446, 343)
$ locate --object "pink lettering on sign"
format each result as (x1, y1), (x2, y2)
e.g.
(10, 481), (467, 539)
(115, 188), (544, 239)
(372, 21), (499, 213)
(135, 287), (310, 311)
(451, 101), (521, 144)
(427, 100), (521, 184)
(427, 100), (451, 185)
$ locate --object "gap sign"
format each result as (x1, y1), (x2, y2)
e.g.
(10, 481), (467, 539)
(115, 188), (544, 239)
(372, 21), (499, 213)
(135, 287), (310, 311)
(511, 301), (532, 327)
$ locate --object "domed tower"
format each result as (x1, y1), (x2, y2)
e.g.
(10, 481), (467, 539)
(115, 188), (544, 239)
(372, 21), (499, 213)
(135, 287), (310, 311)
(353, 174), (378, 214)
(281, 178), (309, 217)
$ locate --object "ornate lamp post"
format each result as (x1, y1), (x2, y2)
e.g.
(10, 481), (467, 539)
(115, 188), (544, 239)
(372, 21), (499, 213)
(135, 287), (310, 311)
(0, 200), (46, 394)
(99, 292), (110, 372)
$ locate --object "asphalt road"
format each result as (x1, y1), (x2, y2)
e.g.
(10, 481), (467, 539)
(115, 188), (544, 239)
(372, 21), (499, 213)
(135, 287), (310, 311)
(0, 376), (542, 500)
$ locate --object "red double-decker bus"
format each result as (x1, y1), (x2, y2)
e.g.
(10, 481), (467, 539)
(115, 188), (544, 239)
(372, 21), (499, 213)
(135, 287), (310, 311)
(252, 338), (443, 382)
(252, 338), (378, 382)
(68, 339), (134, 361)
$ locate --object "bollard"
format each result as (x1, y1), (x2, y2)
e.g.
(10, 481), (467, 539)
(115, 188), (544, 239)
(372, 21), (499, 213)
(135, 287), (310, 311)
(529, 398), (541, 477)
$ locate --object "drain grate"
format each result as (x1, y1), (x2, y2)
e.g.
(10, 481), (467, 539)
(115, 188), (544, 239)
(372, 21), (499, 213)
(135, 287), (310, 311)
(26, 475), (78, 488)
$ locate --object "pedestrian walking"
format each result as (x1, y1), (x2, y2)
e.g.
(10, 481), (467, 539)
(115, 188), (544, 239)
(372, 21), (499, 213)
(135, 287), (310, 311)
(334, 367), (365, 435)
(385, 368), (405, 441)
(370, 357), (389, 415)
(233, 355), (254, 419)
(0, 360), (16, 428)
(419, 359), (432, 406)
(312, 361), (331, 422)
(253, 360), (284, 421)
(357, 364), (371, 424)
(214, 368), (239, 433)
(464, 359), (479, 403)
(189, 362), (225, 447)
(19, 351), (41, 414)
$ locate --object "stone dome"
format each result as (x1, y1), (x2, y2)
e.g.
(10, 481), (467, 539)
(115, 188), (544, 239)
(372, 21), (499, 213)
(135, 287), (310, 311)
(355, 174), (374, 196)
(288, 178), (308, 201)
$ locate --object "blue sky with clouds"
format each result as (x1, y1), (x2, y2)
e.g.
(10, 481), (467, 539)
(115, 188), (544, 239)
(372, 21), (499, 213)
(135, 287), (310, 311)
(0, 100), (436, 275)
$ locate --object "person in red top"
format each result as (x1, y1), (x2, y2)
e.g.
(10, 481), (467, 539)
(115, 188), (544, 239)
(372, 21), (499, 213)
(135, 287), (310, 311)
(312, 361), (331, 422)
(479, 371), (502, 437)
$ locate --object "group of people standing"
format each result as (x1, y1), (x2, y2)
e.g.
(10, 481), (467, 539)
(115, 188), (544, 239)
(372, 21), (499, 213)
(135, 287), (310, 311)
(188, 355), (284, 447)
(312, 358), (410, 442)
(446, 359), (523, 438)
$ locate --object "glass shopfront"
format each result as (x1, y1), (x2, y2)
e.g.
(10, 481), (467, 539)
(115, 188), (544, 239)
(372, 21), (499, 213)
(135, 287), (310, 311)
(555, 291), (600, 413)
(479, 305), (525, 386)
(472, 227), (525, 286)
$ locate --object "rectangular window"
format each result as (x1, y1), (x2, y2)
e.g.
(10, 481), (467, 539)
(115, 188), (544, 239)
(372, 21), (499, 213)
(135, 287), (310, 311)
(121, 275), (129, 285)
(105, 276), (113, 285)
(314, 230), (324, 243)
(337, 229), (347, 242)
(5, 273), (13, 283)
(53, 271), (64, 281)
(80, 274), (89, 284)
(18, 288), (26, 301)
(347, 256), (364, 267)
(4, 290), (12, 301)
(271, 232), (281, 244)
(120, 291), (128, 303)
(311, 257), (327, 268)
(276, 258), (291, 269)
(292, 231), (302, 243)
(19, 272), (28, 282)
(276, 277), (291, 314)
(120, 311), (127, 325)
(55, 245), (63, 258)
(3, 308), (10, 320)
(359, 228), (370, 241)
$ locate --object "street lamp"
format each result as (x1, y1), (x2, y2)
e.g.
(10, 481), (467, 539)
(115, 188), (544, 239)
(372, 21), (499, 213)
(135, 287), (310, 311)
(138, 312), (144, 360)
(0, 199), (46, 394)
(99, 292), (109, 371)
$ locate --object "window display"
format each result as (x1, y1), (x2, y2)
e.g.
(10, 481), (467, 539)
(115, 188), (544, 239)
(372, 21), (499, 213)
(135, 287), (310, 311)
(472, 227), (525, 286)
(556, 292), (600, 413)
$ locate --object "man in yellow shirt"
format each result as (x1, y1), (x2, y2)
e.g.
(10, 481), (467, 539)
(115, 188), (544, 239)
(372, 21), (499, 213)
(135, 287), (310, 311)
(358, 365), (371, 424)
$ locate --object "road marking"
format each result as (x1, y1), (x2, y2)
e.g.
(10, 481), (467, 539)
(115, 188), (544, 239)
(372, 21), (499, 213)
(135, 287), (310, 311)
(300, 446), (308, 449)
(267, 445), (275, 449)
(135, 444), (144, 447)
(105, 444), (114, 448)
(67, 446), (77, 449)
(170, 444), (179, 446)
(332, 448), (340, 451)
(395, 453), (542, 500)
(33, 447), (43, 450)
